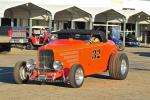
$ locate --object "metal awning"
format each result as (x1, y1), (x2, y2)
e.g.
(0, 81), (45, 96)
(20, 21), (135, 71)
(0, 1), (72, 19)
(0, 1), (27, 17)
(53, 6), (93, 30)
(94, 9), (126, 23)
(79, 7), (109, 21)
(117, 10), (140, 20)
(128, 11), (150, 24)
(37, 4), (73, 19)
(4, 2), (51, 19)
(54, 6), (92, 21)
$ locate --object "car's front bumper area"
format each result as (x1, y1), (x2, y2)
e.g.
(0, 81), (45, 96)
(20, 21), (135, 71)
(125, 42), (140, 47)
(10, 38), (28, 44)
(29, 68), (66, 82)
(33, 43), (43, 46)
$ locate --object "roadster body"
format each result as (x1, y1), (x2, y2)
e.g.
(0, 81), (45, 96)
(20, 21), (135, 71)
(13, 29), (129, 88)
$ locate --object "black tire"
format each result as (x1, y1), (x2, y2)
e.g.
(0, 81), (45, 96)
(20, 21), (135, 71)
(68, 64), (84, 88)
(109, 52), (129, 80)
(5, 45), (11, 52)
(13, 61), (29, 84)
(26, 42), (34, 50)
(117, 43), (125, 51)
(0, 44), (11, 52)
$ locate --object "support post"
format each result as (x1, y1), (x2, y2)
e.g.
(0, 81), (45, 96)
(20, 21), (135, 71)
(106, 21), (108, 39)
(53, 21), (57, 31)
(89, 17), (93, 30)
(71, 21), (75, 29)
(29, 18), (32, 37)
(17, 18), (20, 26)
(0, 18), (1, 26)
(123, 18), (126, 47)
(11, 18), (14, 27)
(10, 9), (14, 27)
(145, 33), (147, 46)
(85, 22), (88, 30)
(135, 21), (138, 40)
(48, 12), (52, 33)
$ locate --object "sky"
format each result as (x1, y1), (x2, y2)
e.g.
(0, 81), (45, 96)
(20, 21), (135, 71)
(1, 0), (150, 11)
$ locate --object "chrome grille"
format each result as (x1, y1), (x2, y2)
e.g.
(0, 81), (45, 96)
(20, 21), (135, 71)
(39, 50), (54, 69)
(11, 30), (26, 38)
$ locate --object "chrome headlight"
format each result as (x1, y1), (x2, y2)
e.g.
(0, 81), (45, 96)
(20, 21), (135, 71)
(53, 60), (63, 70)
(26, 59), (36, 71)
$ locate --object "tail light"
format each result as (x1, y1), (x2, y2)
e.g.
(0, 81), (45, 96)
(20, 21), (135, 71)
(8, 30), (12, 37)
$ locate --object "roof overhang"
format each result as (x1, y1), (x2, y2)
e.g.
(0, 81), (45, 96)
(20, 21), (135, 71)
(94, 9), (126, 23)
(54, 6), (92, 21)
(0, 1), (27, 17)
(3, 2), (51, 20)
(128, 11), (150, 24)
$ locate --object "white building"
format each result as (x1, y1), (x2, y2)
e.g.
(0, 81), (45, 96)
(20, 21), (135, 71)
(0, 0), (150, 44)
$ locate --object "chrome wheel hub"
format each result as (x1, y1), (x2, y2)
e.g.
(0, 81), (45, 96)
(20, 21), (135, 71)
(19, 66), (27, 80)
(75, 68), (84, 85)
(121, 59), (127, 75)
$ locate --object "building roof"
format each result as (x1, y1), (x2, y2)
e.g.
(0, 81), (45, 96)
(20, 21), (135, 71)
(117, 10), (141, 19)
(0, 1), (27, 17)
(0, 1), (150, 24)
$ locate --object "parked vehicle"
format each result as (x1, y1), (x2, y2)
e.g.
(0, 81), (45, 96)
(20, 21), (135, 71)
(13, 29), (129, 88)
(9, 26), (28, 48)
(26, 33), (52, 50)
(125, 36), (140, 47)
(0, 26), (12, 52)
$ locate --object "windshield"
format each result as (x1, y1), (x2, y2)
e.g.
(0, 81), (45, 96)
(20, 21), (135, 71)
(55, 34), (91, 41)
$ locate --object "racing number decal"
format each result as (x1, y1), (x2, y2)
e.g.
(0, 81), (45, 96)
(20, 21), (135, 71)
(92, 49), (100, 59)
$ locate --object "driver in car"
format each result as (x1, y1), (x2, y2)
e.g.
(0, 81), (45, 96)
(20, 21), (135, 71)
(89, 35), (100, 43)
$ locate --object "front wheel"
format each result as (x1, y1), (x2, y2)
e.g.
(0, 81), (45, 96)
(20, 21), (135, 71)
(13, 61), (29, 84)
(0, 44), (11, 52)
(68, 64), (84, 88)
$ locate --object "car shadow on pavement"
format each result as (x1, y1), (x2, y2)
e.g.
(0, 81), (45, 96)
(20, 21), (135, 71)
(0, 67), (113, 87)
(132, 52), (150, 57)
(0, 67), (15, 84)
(130, 68), (150, 71)
(0, 66), (70, 88)
(37, 82), (69, 88)
(89, 73), (112, 80)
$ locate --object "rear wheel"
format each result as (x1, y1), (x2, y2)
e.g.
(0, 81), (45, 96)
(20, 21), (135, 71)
(68, 64), (84, 88)
(5, 45), (11, 52)
(109, 52), (129, 80)
(13, 61), (29, 84)
(26, 42), (34, 50)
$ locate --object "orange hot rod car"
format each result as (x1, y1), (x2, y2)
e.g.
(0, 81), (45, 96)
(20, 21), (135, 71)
(13, 29), (129, 88)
